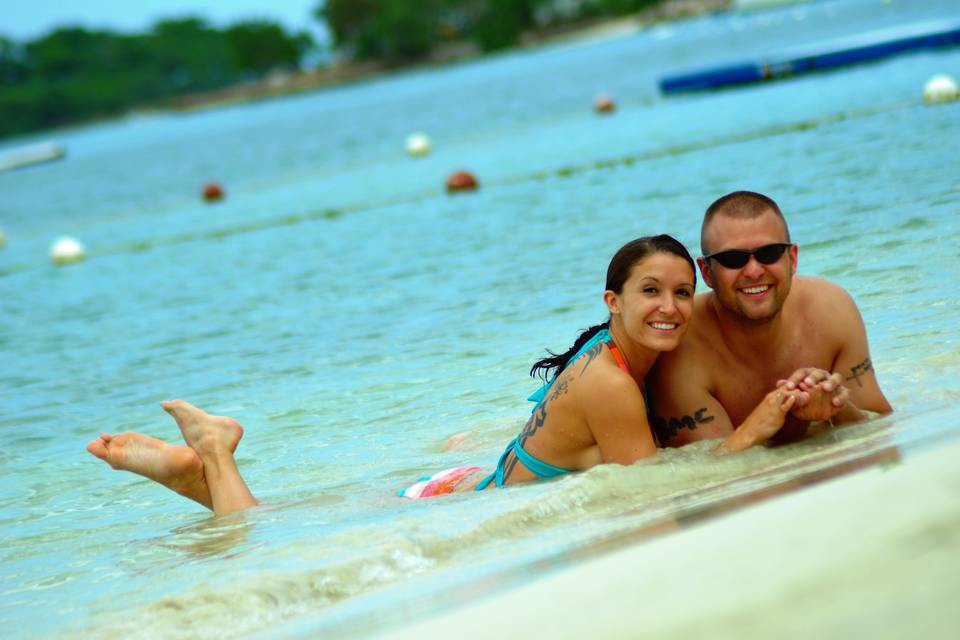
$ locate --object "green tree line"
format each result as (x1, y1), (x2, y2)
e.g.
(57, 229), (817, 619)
(317, 0), (666, 62)
(0, 2), (671, 139)
(0, 18), (313, 139)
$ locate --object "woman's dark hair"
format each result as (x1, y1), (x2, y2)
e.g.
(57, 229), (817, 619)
(530, 234), (695, 381)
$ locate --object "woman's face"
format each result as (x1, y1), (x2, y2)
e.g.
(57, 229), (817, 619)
(606, 252), (695, 353)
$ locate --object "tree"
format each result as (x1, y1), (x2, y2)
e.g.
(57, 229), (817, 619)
(225, 20), (313, 76)
(150, 18), (236, 90)
(317, 0), (444, 62)
(472, 0), (547, 51)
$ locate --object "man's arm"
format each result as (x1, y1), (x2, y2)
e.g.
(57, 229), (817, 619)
(831, 289), (892, 419)
(773, 284), (890, 437)
(649, 353), (799, 453)
(800, 284), (892, 423)
(647, 355), (734, 447)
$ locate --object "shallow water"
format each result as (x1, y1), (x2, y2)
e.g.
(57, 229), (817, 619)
(1, 0), (959, 637)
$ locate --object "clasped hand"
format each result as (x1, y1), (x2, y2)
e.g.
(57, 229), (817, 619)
(776, 367), (849, 422)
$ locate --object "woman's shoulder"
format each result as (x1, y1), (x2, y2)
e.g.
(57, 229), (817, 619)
(571, 349), (644, 400)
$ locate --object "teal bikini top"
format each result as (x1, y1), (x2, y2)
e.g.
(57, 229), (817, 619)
(475, 328), (628, 491)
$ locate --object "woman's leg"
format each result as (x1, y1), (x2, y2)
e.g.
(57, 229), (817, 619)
(161, 399), (259, 515)
(87, 431), (214, 509)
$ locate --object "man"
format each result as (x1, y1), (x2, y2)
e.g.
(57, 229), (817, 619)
(648, 191), (892, 452)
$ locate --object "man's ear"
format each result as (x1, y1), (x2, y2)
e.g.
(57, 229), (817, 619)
(697, 257), (714, 289)
(789, 244), (799, 276)
(603, 290), (620, 315)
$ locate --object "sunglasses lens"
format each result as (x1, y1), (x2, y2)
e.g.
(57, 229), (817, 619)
(712, 251), (749, 269)
(755, 244), (788, 264)
(708, 244), (789, 268)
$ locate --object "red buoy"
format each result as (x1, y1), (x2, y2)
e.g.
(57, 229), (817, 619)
(446, 170), (479, 193)
(594, 94), (616, 114)
(202, 182), (224, 202)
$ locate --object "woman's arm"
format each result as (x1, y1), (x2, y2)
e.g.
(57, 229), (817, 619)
(580, 371), (658, 465)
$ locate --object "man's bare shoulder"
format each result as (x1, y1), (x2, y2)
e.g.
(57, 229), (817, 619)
(791, 276), (860, 318)
(793, 275), (853, 302)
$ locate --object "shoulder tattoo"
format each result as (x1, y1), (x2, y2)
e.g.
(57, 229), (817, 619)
(577, 341), (605, 376)
(547, 378), (570, 403)
(846, 357), (873, 387)
(653, 407), (714, 442)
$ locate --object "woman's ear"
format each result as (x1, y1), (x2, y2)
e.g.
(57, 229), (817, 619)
(603, 290), (620, 315)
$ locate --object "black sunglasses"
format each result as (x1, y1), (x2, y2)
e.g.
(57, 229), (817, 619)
(702, 243), (793, 269)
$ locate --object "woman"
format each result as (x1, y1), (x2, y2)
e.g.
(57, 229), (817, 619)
(87, 235), (796, 514)
(400, 234), (697, 497)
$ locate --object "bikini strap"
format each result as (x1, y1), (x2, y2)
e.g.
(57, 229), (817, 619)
(606, 340), (631, 374)
(474, 435), (572, 491)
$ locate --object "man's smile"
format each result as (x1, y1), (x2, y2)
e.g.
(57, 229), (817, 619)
(739, 284), (772, 296)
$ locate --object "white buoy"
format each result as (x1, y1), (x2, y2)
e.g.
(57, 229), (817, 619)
(923, 74), (959, 105)
(405, 132), (432, 157)
(50, 236), (86, 266)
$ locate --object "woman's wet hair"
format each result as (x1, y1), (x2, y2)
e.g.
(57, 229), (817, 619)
(530, 234), (695, 381)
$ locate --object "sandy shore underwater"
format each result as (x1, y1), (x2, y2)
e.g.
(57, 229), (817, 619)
(379, 428), (960, 639)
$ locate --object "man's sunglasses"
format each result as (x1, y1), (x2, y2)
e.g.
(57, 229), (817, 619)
(702, 243), (793, 269)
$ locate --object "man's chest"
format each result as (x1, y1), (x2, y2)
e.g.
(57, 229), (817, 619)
(709, 343), (834, 425)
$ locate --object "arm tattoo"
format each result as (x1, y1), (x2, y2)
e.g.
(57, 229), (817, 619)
(846, 357), (873, 388)
(652, 407), (714, 442)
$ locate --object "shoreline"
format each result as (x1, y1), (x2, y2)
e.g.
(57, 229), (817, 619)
(166, 1), (732, 114)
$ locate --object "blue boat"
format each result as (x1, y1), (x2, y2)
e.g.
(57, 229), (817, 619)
(659, 18), (960, 94)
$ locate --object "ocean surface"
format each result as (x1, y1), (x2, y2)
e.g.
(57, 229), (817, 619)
(1, 0), (959, 637)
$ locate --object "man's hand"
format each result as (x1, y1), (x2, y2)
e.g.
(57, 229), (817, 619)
(776, 367), (850, 422)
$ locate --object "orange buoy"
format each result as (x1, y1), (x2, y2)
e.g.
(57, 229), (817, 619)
(202, 182), (224, 202)
(594, 94), (616, 114)
(446, 170), (479, 193)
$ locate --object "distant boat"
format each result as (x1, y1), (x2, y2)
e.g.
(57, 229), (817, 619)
(0, 141), (66, 172)
(660, 18), (960, 94)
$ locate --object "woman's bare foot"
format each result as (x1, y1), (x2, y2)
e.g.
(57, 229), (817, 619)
(161, 399), (243, 458)
(161, 399), (259, 515)
(86, 432), (213, 509)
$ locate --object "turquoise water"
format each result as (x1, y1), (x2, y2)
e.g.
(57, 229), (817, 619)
(2, 0), (959, 637)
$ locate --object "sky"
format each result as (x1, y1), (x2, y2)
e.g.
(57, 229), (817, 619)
(3, 0), (329, 42)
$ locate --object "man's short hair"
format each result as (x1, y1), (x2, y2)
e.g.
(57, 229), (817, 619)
(700, 191), (791, 255)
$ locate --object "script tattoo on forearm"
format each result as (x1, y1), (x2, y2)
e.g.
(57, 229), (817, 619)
(846, 357), (873, 388)
(652, 408), (714, 442)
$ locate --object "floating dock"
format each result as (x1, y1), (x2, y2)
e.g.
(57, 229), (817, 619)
(659, 18), (960, 94)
